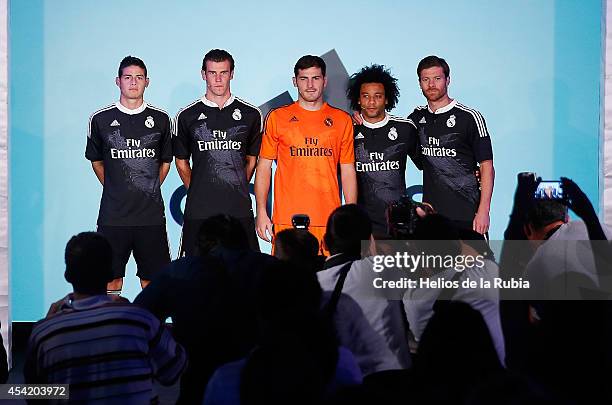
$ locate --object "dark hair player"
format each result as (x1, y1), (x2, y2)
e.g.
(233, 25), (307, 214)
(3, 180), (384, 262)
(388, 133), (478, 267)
(409, 55), (494, 237)
(86, 56), (173, 294)
(174, 49), (263, 256)
(347, 64), (420, 238)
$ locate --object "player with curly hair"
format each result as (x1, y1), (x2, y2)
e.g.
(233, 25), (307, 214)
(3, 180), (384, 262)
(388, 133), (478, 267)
(347, 65), (420, 237)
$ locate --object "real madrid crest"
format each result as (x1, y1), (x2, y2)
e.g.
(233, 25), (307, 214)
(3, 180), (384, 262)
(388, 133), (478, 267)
(446, 114), (456, 128)
(324, 117), (333, 127)
(388, 127), (398, 141)
(145, 116), (155, 128)
(232, 109), (242, 121)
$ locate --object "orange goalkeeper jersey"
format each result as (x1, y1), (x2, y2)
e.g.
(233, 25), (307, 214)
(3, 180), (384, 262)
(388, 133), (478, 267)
(260, 102), (355, 227)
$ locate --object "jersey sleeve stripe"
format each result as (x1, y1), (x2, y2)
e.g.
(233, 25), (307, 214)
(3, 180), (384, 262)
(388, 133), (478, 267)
(456, 103), (489, 138)
(262, 105), (286, 132)
(87, 104), (115, 139)
(174, 99), (201, 122)
(174, 99), (201, 138)
(235, 97), (264, 133)
(146, 104), (171, 116)
(389, 115), (417, 129)
(146, 104), (174, 133)
(234, 96), (258, 110)
(457, 103), (488, 137)
(388, 115), (410, 122)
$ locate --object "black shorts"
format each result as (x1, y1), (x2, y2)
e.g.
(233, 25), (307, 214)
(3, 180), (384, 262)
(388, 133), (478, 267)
(97, 225), (171, 280)
(178, 215), (260, 257)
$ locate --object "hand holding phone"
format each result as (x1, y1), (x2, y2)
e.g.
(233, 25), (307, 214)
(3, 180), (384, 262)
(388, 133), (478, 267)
(560, 177), (597, 221)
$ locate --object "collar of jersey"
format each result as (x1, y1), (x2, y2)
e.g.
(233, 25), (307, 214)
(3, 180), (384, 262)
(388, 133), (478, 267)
(361, 113), (389, 129)
(115, 101), (147, 115)
(201, 94), (235, 109)
(427, 99), (457, 114)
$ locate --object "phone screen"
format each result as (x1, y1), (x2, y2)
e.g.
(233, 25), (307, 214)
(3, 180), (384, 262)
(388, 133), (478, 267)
(534, 181), (564, 200)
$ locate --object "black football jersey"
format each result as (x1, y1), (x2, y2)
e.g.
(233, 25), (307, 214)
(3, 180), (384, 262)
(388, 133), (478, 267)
(354, 114), (420, 235)
(408, 100), (493, 222)
(173, 95), (262, 219)
(86, 102), (173, 226)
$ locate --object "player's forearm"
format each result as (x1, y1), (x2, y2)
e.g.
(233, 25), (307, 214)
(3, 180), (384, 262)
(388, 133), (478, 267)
(159, 162), (171, 185)
(254, 159), (272, 216)
(91, 161), (104, 185)
(245, 155), (258, 182)
(340, 163), (358, 204)
(478, 160), (494, 213)
(175, 159), (192, 189)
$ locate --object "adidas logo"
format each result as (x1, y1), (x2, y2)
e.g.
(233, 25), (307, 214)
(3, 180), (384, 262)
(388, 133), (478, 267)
(290, 116), (299, 122)
(110, 120), (120, 127)
(198, 113), (207, 120)
(419, 117), (426, 124)
(355, 132), (365, 140)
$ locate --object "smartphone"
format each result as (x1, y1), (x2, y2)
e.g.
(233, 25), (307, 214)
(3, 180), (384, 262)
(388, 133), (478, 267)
(534, 180), (564, 201)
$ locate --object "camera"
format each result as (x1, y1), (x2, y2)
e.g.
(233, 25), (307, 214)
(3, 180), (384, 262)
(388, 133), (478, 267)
(386, 196), (425, 239)
(291, 214), (310, 230)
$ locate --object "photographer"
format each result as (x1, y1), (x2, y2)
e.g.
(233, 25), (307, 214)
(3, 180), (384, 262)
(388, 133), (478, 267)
(500, 175), (611, 306)
(317, 204), (413, 372)
(498, 175), (563, 371)
(135, 215), (276, 404)
(401, 214), (505, 365)
(500, 174), (612, 402)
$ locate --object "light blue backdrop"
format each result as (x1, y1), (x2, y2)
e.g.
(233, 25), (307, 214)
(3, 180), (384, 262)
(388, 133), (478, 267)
(9, 0), (602, 320)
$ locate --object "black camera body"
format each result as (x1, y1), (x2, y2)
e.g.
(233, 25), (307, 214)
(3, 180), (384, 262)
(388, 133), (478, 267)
(386, 196), (423, 239)
(291, 214), (310, 230)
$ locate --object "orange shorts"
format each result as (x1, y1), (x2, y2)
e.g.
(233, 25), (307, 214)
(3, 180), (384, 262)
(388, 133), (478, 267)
(273, 224), (330, 257)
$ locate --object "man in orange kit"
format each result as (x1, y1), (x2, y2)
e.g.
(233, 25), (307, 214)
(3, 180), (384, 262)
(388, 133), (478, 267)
(254, 55), (357, 253)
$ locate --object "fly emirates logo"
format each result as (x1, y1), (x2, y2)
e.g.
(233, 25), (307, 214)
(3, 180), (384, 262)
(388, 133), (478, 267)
(290, 137), (333, 157)
(421, 136), (456, 157)
(356, 152), (400, 172)
(111, 138), (156, 159)
(198, 130), (241, 151)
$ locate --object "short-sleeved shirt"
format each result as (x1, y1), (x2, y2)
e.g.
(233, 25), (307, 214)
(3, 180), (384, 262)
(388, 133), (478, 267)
(174, 95), (262, 220)
(408, 100), (493, 222)
(86, 102), (173, 226)
(354, 114), (420, 235)
(260, 102), (354, 227)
